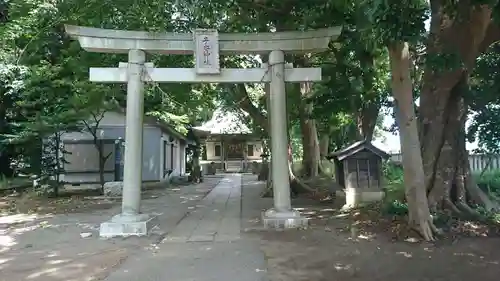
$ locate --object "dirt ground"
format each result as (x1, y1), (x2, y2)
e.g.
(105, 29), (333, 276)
(0, 178), (222, 281)
(0, 182), (172, 216)
(257, 198), (500, 281)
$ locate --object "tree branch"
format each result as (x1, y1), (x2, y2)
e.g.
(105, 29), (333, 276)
(479, 21), (500, 54)
(104, 151), (113, 161)
(229, 84), (269, 133)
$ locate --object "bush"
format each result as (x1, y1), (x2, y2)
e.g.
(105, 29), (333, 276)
(473, 169), (500, 197)
(382, 199), (408, 216)
(383, 161), (404, 185)
(382, 161), (407, 215)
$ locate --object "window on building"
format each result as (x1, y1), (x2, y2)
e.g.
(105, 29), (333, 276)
(214, 144), (221, 157)
(247, 144), (254, 157)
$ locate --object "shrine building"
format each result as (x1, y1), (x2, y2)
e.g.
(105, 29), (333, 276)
(193, 109), (264, 173)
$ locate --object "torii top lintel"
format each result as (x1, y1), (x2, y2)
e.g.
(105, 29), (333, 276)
(64, 25), (342, 54)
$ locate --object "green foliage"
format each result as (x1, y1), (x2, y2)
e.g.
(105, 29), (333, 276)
(383, 199), (408, 216)
(468, 43), (500, 154)
(473, 169), (500, 197)
(362, 0), (429, 45)
(426, 52), (465, 73)
(383, 160), (404, 185)
(474, 205), (500, 224)
(381, 161), (407, 215)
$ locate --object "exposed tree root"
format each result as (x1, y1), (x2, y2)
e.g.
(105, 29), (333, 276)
(464, 177), (500, 211)
(444, 198), (462, 215)
(289, 161), (320, 194)
(318, 159), (335, 178)
(260, 160), (335, 199)
(427, 144), (499, 221)
(409, 214), (437, 241)
(407, 191), (441, 241)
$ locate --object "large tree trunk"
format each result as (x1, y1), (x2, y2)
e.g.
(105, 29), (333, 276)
(299, 118), (320, 177)
(299, 82), (320, 178)
(190, 146), (202, 183)
(389, 41), (436, 241)
(356, 103), (379, 142)
(420, 1), (499, 213)
(97, 140), (106, 191)
(423, 76), (500, 213)
(319, 135), (329, 158)
(354, 50), (380, 142)
(0, 81), (15, 178)
(425, 79), (466, 213)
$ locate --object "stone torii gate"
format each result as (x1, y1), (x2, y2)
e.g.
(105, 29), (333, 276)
(65, 25), (341, 237)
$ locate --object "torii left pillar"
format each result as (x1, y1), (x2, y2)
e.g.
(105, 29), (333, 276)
(99, 49), (156, 237)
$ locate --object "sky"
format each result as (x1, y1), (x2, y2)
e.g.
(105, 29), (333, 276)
(371, 112), (401, 153)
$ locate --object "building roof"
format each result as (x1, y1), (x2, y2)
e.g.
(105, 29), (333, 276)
(327, 140), (390, 161)
(193, 108), (253, 135)
(111, 108), (189, 142)
(144, 116), (188, 141)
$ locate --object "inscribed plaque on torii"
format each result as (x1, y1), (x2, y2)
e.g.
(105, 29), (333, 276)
(193, 29), (220, 75)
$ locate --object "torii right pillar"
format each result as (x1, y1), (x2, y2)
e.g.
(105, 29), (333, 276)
(260, 28), (343, 228)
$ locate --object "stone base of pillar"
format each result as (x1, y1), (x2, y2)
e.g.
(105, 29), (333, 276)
(99, 213), (157, 238)
(261, 208), (308, 229)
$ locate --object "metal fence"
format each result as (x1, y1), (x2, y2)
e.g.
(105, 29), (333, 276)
(390, 153), (500, 173)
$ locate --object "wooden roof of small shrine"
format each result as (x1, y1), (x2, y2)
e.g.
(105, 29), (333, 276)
(327, 140), (390, 161)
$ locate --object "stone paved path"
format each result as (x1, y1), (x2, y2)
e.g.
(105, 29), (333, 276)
(104, 174), (269, 281)
(163, 174), (241, 243)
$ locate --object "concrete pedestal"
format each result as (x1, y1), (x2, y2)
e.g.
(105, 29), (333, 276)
(340, 188), (385, 210)
(262, 208), (308, 229)
(99, 213), (157, 238)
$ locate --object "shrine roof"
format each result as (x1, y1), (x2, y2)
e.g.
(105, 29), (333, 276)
(193, 109), (253, 135)
(328, 140), (390, 161)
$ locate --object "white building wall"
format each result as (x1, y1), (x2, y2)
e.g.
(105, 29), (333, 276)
(246, 141), (263, 160)
(161, 132), (186, 179)
(179, 143), (186, 175)
(205, 141), (221, 161)
(59, 111), (186, 183)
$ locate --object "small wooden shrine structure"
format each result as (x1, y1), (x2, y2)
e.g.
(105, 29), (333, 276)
(328, 140), (389, 207)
